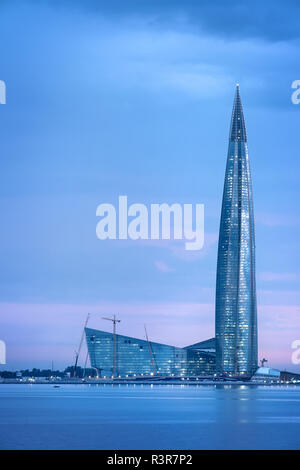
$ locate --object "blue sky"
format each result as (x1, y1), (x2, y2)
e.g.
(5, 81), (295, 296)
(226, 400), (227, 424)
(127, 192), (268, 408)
(0, 0), (300, 370)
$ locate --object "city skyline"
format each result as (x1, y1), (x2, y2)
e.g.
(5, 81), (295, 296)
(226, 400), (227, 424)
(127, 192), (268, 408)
(0, 0), (299, 372)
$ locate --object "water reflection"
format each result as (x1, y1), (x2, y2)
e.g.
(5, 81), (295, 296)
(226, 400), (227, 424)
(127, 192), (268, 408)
(0, 384), (299, 449)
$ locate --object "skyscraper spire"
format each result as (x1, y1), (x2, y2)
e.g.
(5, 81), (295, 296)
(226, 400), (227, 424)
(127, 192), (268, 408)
(215, 85), (258, 377)
(229, 84), (247, 142)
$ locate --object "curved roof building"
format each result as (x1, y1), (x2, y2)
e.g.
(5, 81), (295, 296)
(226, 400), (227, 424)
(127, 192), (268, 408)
(85, 328), (216, 377)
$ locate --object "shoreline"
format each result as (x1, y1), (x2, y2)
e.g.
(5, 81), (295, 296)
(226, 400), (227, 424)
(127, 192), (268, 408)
(1, 379), (299, 386)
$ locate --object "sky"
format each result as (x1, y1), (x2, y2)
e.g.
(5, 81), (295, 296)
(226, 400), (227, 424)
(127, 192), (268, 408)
(0, 0), (300, 371)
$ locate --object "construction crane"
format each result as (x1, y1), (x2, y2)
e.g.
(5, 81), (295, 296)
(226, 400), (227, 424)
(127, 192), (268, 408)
(73, 313), (90, 377)
(144, 324), (156, 375)
(102, 315), (120, 377)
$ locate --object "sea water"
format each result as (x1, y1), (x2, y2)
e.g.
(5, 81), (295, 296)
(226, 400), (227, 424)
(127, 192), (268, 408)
(0, 383), (299, 450)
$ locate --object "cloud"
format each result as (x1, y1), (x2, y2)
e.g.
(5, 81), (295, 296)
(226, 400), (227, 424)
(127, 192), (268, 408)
(133, 232), (218, 262)
(1, 1), (297, 111)
(154, 260), (175, 272)
(258, 304), (300, 369)
(86, 25), (296, 100)
(259, 304), (300, 330)
(69, 17), (299, 111)
(256, 212), (300, 227)
(34, 0), (300, 42)
(259, 272), (299, 281)
(257, 289), (300, 306)
(168, 232), (219, 261)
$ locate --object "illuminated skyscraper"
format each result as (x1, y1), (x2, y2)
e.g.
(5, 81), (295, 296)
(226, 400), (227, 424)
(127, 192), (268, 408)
(215, 85), (258, 377)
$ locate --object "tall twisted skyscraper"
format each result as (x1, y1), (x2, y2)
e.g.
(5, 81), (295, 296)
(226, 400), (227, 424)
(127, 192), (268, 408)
(215, 85), (258, 377)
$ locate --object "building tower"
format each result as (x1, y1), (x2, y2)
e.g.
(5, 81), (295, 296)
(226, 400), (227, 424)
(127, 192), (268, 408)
(215, 84), (258, 377)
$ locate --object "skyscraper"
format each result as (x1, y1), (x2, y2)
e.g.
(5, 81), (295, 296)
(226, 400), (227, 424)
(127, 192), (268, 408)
(215, 84), (258, 377)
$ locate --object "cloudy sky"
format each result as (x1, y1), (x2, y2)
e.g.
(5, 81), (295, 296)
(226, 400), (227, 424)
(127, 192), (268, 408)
(0, 0), (299, 370)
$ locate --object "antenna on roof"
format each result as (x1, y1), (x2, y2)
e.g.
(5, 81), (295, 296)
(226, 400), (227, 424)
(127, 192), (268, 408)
(260, 358), (268, 367)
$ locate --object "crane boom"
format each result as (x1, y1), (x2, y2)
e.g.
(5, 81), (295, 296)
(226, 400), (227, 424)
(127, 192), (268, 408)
(144, 324), (156, 375)
(102, 315), (120, 377)
(73, 313), (90, 377)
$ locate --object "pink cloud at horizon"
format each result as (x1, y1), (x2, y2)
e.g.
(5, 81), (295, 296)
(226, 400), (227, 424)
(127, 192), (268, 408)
(0, 301), (299, 372)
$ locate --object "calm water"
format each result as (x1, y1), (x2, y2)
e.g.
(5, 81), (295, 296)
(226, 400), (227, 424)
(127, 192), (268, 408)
(0, 384), (299, 450)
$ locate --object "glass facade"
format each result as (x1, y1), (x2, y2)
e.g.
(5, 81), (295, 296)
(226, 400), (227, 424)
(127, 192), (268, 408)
(85, 328), (216, 377)
(215, 85), (258, 377)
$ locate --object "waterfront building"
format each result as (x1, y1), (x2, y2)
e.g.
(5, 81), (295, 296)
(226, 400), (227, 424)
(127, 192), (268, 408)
(85, 328), (215, 377)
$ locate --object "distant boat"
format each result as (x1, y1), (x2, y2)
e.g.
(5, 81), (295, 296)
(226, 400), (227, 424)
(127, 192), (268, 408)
(53, 385), (60, 388)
